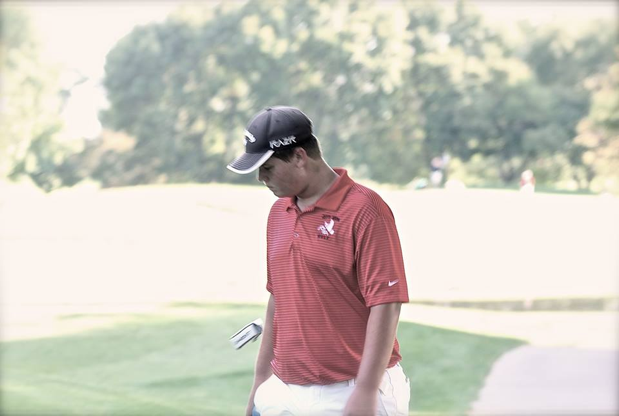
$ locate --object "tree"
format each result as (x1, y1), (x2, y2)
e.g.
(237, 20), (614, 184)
(523, 22), (617, 89)
(401, 1), (614, 186)
(96, 0), (616, 190)
(100, 0), (421, 185)
(401, 0), (552, 183)
(574, 54), (619, 193)
(0, 6), (76, 191)
(519, 21), (617, 188)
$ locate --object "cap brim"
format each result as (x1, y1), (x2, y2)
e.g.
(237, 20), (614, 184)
(227, 150), (274, 174)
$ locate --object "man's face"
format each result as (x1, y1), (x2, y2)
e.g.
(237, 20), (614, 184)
(257, 156), (302, 198)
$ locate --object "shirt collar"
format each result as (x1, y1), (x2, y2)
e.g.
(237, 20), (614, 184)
(284, 168), (354, 212)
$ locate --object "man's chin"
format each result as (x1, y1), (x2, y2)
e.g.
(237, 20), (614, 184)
(269, 188), (290, 198)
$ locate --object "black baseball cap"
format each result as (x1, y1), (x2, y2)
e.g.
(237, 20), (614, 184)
(227, 106), (315, 174)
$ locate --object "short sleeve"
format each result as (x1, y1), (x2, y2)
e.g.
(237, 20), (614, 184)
(355, 215), (409, 307)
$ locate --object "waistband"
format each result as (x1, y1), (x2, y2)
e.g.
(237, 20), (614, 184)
(326, 363), (402, 388)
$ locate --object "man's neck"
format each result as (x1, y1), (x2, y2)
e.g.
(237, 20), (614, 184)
(296, 163), (339, 211)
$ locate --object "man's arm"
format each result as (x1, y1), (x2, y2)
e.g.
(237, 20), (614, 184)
(343, 302), (402, 416)
(245, 294), (275, 416)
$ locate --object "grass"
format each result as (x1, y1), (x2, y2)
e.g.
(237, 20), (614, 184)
(3, 184), (617, 307)
(0, 303), (524, 416)
(1, 184), (614, 414)
(1, 304), (260, 416)
(398, 322), (523, 412)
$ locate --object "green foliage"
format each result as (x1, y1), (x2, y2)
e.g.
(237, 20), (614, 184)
(100, 0), (427, 185)
(7, 0), (615, 191)
(0, 6), (79, 191)
(523, 22), (617, 88)
(575, 55), (619, 193)
(9, 123), (83, 192)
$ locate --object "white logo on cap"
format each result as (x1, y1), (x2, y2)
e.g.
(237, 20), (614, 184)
(244, 129), (256, 145)
(269, 135), (296, 149)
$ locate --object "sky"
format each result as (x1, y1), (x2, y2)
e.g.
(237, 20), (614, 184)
(27, 2), (179, 81)
(7, 0), (617, 139)
(13, 1), (180, 138)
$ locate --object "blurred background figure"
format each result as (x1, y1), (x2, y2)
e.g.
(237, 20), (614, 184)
(519, 170), (536, 193)
(430, 156), (444, 188)
(430, 154), (450, 188)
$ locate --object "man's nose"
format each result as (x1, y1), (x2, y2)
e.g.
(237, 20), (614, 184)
(257, 169), (265, 184)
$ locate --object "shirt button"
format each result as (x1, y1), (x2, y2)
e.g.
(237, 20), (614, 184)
(293, 232), (299, 238)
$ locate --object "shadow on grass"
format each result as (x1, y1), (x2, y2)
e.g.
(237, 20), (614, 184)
(1, 304), (524, 415)
(398, 322), (524, 414)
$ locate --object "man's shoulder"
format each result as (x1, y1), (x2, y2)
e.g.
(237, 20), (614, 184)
(346, 182), (394, 219)
(268, 197), (290, 216)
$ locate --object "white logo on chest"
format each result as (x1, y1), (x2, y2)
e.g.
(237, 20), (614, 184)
(318, 219), (336, 236)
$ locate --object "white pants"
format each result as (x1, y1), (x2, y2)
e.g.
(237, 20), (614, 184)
(254, 363), (410, 416)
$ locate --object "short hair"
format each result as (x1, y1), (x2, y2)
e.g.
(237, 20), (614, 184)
(271, 135), (322, 162)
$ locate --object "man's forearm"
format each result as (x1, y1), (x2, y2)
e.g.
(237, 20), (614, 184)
(246, 295), (275, 415)
(355, 302), (402, 390)
(254, 295), (275, 382)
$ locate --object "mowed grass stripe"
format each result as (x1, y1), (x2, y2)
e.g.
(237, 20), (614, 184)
(3, 374), (200, 416)
(1, 305), (263, 415)
(4, 185), (616, 306)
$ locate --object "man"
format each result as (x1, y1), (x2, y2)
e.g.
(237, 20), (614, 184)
(227, 106), (410, 416)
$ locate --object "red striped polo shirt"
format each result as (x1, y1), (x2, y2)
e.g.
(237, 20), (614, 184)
(266, 168), (409, 385)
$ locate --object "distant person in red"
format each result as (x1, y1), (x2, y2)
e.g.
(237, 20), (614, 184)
(227, 106), (410, 416)
(520, 169), (536, 193)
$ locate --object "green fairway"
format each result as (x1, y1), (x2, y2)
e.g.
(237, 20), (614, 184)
(2, 184), (617, 307)
(0, 303), (523, 415)
(397, 322), (523, 412)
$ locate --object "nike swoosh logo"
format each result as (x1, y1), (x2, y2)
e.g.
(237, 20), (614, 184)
(388, 280), (399, 287)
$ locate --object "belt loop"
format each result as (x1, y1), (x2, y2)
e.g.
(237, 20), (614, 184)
(348, 378), (356, 387)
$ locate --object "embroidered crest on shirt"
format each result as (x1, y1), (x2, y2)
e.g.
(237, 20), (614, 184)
(317, 215), (340, 240)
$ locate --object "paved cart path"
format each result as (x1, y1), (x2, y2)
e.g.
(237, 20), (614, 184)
(469, 345), (618, 416)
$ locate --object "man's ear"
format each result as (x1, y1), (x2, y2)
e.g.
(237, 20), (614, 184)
(293, 147), (308, 167)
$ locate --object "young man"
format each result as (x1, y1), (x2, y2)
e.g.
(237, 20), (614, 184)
(227, 106), (410, 416)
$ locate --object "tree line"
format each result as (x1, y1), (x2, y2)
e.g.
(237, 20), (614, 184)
(2, 0), (617, 192)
